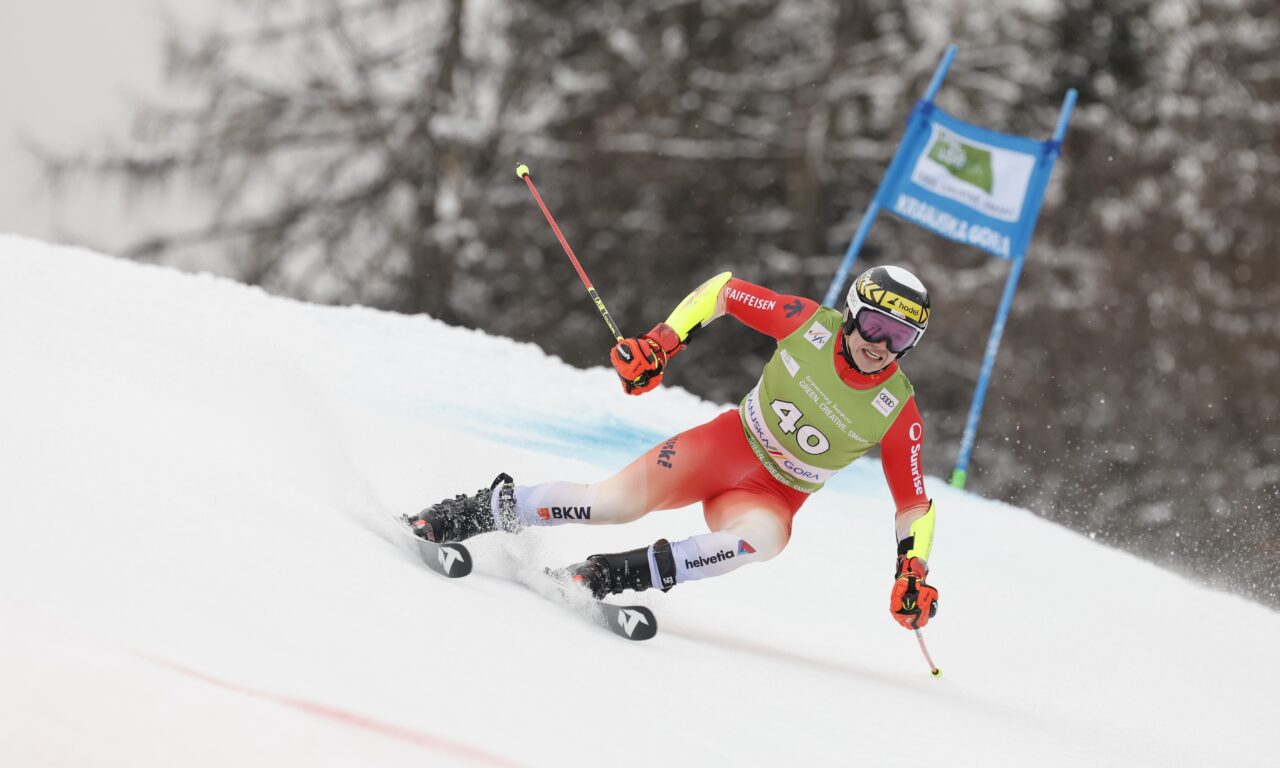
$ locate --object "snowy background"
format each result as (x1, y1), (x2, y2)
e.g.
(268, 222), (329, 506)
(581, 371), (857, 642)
(0, 0), (208, 252)
(1, 3), (1277, 762)
(5, 1), (1277, 610)
(3, 236), (1277, 767)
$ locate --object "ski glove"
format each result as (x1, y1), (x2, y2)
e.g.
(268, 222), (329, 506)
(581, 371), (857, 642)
(890, 556), (939, 630)
(609, 323), (684, 396)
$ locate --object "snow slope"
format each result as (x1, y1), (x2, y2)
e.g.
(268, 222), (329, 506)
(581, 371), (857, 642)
(1, 235), (1275, 768)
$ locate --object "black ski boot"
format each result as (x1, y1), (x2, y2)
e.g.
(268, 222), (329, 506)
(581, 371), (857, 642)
(404, 473), (517, 543)
(562, 538), (678, 600)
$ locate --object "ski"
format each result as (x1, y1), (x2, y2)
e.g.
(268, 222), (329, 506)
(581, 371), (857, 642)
(541, 571), (659, 642)
(592, 601), (658, 642)
(414, 537), (473, 579)
(405, 524), (657, 640)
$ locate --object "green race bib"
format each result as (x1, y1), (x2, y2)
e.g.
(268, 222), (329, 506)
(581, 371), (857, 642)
(738, 307), (914, 492)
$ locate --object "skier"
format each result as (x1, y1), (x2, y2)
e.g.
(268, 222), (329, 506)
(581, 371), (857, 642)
(407, 265), (940, 630)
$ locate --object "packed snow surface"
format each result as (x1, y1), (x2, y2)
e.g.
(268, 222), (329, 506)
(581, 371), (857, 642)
(1, 235), (1275, 767)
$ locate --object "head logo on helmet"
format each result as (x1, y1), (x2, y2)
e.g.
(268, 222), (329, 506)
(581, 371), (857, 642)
(854, 270), (930, 327)
(844, 266), (930, 362)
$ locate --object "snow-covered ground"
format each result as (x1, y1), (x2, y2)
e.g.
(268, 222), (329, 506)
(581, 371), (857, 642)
(1, 235), (1275, 767)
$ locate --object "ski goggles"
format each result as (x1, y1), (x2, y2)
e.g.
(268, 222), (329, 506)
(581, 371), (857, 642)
(842, 307), (924, 355)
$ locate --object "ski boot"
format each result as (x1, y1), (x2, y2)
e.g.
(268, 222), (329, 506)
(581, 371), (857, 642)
(559, 538), (678, 600)
(404, 473), (517, 543)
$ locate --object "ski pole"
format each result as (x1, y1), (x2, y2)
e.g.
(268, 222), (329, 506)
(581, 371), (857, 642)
(516, 163), (624, 343)
(915, 629), (941, 677)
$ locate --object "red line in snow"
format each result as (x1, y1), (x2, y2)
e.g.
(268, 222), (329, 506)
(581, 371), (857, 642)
(137, 653), (524, 768)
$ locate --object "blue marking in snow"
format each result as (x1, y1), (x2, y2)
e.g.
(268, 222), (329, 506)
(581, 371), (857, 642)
(471, 412), (666, 467)
(430, 402), (887, 495)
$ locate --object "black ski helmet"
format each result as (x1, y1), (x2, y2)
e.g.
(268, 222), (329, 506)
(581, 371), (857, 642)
(843, 265), (931, 358)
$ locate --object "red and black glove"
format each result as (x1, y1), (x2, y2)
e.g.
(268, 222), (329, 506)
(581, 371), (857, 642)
(609, 323), (683, 395)
(890, 556), (939, 630)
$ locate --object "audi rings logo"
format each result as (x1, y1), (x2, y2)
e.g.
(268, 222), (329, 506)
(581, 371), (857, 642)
(909, 422), (923, 441)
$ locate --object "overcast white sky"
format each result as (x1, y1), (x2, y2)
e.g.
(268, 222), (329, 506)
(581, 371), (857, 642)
(0, 0), (211, 253)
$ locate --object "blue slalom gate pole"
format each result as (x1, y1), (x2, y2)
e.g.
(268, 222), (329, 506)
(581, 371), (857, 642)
(822, 201), (881, 308)
(822, 45), (958, 308)
(950, 254), (1026, 490)
(1052, 89), (1079, 144)
(950, 88), (1077, 489)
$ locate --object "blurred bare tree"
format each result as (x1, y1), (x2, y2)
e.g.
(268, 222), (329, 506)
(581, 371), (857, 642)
(51, 0), (1280, 605)
(1029, 0), (1280, 595)
(50, 0), (559, 322)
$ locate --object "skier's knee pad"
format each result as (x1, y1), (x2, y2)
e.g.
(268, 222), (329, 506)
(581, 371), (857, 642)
(716, 509), (790, 561)
(590, 479), (651, 524)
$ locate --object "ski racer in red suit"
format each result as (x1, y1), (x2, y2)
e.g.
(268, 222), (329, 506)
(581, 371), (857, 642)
(408, 265), (940, 631)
